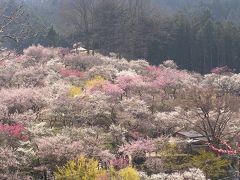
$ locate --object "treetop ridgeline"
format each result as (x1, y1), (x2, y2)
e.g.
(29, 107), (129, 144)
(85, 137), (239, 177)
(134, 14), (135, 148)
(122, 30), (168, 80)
(2, 0), (240, 73)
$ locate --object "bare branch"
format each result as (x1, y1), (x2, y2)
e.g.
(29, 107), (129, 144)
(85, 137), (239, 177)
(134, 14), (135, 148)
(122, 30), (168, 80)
(0, 4), (36, 43)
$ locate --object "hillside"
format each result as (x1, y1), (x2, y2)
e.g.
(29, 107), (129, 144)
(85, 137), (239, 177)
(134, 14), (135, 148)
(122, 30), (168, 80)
(0, 45), (239, 179)
(1, 1), (240, 179)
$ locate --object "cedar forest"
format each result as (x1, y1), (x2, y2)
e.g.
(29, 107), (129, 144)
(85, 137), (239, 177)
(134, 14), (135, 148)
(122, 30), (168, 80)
(0, 0), (240, 180)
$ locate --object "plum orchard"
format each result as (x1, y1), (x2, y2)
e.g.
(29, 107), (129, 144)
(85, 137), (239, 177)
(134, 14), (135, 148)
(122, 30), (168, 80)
(0, 45), (239, 179)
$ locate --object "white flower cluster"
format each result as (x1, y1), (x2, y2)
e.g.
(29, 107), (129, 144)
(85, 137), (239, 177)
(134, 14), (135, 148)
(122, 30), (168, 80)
(139, 168), (206, 180)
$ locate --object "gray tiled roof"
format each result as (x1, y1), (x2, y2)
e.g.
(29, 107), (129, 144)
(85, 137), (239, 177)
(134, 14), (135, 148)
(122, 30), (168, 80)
(177, 131), (204, 138)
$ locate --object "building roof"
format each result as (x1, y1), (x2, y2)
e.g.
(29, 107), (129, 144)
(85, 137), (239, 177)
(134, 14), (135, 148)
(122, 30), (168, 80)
(77, 47), (87, 51)
(177, 131), (204, 138)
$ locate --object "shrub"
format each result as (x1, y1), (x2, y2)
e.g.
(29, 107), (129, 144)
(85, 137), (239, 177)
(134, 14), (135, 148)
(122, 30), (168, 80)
(54, 155), (140, 180)
(100, 167), (140, 180)
(63, 54), (103, 71)
(23, 45), (58, 64)
(189, 149), (230, 179)
(60, 69), (84, 78)
(54, 155), (106, 180)
(68, 87), (83, 97)
(160, 141), (189, 172)
(85, 76), (106, 88)
(118, 167), (140, 180)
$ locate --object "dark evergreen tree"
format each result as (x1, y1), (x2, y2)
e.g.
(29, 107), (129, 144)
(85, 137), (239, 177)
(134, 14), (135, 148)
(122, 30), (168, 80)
(45, 26), (59, 47)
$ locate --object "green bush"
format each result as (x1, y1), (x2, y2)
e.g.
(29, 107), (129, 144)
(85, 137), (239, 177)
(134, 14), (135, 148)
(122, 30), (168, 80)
(54, 156), (140, 180)
(54, 155), (106, 180)
(189, 149), (230, 179)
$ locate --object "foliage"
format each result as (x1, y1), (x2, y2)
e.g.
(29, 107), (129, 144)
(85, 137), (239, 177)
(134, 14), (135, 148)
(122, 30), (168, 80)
(85, 76), (106, 88)
(160, 141), (189, 172)
(55, 156), (140, 180)
(189, 150), (230, 179)
(68, 87), (83, 97)
(118, 167), (140, 180)
(54, 155), (106, 180)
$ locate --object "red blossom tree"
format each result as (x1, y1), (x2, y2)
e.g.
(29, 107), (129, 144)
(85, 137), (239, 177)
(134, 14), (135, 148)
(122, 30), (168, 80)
(60, 68), (84, 77)
(206, 138), (240, 178)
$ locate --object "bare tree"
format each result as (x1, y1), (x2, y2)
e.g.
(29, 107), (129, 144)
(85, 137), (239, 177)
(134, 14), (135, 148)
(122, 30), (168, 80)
(177, 88), (240, 144)
(58, 0), (166, 58)
(59, 0), (96, 52)
(0, 2), (36, 43)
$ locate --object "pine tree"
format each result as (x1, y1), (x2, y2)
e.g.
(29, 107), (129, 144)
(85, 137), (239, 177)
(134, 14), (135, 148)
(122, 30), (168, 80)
(45, 26), (59, 47)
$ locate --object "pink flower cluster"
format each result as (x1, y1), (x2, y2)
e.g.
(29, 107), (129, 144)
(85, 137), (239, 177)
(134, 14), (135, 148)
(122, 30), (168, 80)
(211, 66), (235, 75)
(111, 157), (129, 168)
(60, 69), (84, 77)
(129, 130), (139, 140)
(206, 139), (240, 155)
(86, 81), (124, 96)
(146, 65), (161, 74)
(13, 55), (24, 63)
(116, 75), (144, 90)
(0, 124), (29, 140)
(101, 82), (124, 95)
(119, 138), (156, 155)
